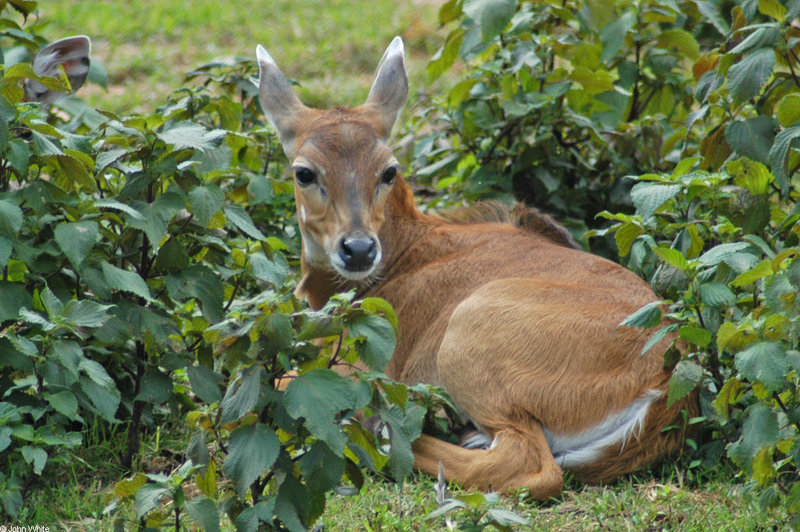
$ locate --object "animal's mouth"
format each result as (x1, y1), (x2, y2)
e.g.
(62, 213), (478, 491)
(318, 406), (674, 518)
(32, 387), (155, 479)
(330, 249), (383, 281)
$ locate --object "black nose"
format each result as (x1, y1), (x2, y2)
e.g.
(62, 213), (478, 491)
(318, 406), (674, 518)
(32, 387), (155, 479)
(338, 235), (378, 271)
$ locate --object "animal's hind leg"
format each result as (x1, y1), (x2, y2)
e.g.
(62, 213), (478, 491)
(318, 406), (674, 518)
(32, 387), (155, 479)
(412, 418), (563, 499)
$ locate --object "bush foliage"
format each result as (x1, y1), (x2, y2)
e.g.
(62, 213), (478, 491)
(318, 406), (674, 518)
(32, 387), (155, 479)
(0, 0), (799, 529)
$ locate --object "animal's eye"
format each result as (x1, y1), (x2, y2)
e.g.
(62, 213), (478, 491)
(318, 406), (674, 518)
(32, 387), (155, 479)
(294, 166), (317, 186)
(381, 166), (397, 185)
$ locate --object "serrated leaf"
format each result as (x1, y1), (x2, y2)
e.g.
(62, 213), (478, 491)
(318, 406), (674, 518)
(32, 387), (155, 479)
(61, 299), (114, 329)
(641, 323), (677, 356)
(724, 117), (775, 164)
(776, 93), (800, 127)
(731, 259), (773, 287)
(101, 261), (152, 301)
(136, 370), (173, 404)
(668, 361), (703, 407)
(185, 497), (220, 532)
(653, 247), (689, 271)
(758, 0), (786, 21)
(730, 27), (781, 55)
(630, 183), (682, 220)
(712, 378), (741, 420)
(698, 282), (735, 308)
(728, 48), (775, 106)
(487, 508), (531, 526)
(619, 301), (662, 329)
(223, 423), (280, 498)
(114, 473), (147, 499)
(427, 28), (465, 81)
(299, 441), (346, 494)
(614, 222), (644, 257)
(219, 366), (262, 425)
(0, 281), (32, 322)
(284, 369), (357, 454)
(463, 0), (516, 43)
(379, 403), (425, 481)
(187, 365), (223, 405)
(54, 221), (98, 270)
(359, 297), (398, 330)
(135, 484), (170, 519)
(348, 313), (396, 371)
(224, 205), (266, 240)
(679, 326), (712, 348)
(698, 242), (753, 266)
(21, 446), (47, 475)
(656, 29), (700, 60)
(44, 390), (79, 420)
(156, 122), (226, 151)
(726, 157), (774, 195)
(250, 251), (289, 287)
(768, 124), (800, 192)
(167, 265), (224, 323)
(188, 185), (224, 227)
(735, 341), (787, 392)
(0, 199), (23, 238)
(95, 198), (145, 220)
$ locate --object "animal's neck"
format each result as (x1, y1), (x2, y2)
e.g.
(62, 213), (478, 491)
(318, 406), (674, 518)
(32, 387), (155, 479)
(295, 177), (433, 310)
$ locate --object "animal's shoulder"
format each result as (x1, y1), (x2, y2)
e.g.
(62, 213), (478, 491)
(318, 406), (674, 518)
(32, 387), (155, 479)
(435, 201), (580, 250)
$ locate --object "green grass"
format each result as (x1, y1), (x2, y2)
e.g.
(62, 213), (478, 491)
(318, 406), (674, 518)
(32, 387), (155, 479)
(39, 0), (445, 113)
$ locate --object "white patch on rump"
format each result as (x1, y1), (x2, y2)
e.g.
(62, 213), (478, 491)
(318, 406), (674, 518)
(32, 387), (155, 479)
(544, 389), (663, 468)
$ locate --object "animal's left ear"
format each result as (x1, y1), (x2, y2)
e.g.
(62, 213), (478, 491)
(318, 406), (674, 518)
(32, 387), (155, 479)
(25, 35), (91, 104)
(363, 36), (408, 141)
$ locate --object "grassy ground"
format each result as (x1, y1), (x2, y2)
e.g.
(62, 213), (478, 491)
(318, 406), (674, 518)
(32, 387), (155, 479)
(8, 1), (790, 530)
(38, 0), (445, 114)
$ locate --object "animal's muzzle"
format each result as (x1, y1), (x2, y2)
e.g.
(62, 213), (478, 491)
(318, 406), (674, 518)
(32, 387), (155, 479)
(338, 234), (378, 272)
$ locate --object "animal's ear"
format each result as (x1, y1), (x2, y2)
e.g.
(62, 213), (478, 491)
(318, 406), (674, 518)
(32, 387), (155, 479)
(256, 44), (308, 158)
(363, 36), (408, 141)
(25, 35), (92, 104)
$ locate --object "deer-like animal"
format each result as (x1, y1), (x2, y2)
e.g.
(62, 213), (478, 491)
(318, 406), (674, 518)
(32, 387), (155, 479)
(255, 37), (699, 498)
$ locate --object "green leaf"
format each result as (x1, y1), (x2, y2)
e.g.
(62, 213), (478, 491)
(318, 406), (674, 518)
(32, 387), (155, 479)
(250, 251), (289, 287)
(185, 497), (220, 532)
(463, 0), (515, 43)
(731, 404), (779, 463)
(427, 28), (465, 81)
(679, 326), (712, 348)
(379, 403), (425, 481)
(614, 222), (644, 257)
(188, 185), (224, 227)
(619, 301), (662, 329)
(731, 259), (773, 287)
(0, 235), (10, 269)
(599, 12), (636, 62)
(758, 0), (786, 21)
(487, 508), (531, 526)
(724, 118), (775, 165)
(359, 297), (398, 330)
(54, 221), (98, 270)
(0, 281), (32, 322)
(135, 484), (171, 519)
(219, 366), (262, 425)
(777, 93), (800, 127)
(630, 183), (682, 220)
(653, 247), (689, 271)
(167, 265), (224, 323)
(735, 341), (787, 392)
(135, 370), (173, 404)
(726, 157), (774, 195)
(0, 199), (23, 237)
(80, 357), (116, 389)
(730, 27), (781, 55)
(768, 124), (800, 192)
(655, 29), (700, 60)
(348, 313), (396, 371)
(299, 440), (345, 493)
(698, 282), (736, 308)
(156, 122), (226, 151)
(697, 242), (753, 267)
(44, 390), (79, 420)
(187, 365), (224, 405)
(60, 299), (114, 329)
(101, 261), (153, 301)
(21, 446), (47, 475)
(284, 369), (357, 454)
(727, 48), (775, 106)
(641, 323), (677, 356)
(223, 422), (280, 497)
(712, 378), (741, 420)
(224, 205), (266, 241)
(668, 361), (703, 407)
(427, 499), (467, 520)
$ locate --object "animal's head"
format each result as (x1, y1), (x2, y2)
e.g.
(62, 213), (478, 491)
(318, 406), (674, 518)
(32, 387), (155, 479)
(24, 35), (92, 105)
(256, 37), (408, 281)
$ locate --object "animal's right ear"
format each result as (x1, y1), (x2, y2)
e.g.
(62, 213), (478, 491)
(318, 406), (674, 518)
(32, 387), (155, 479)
(25, 35), (92, 104)
(256, 45), (308, 158)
